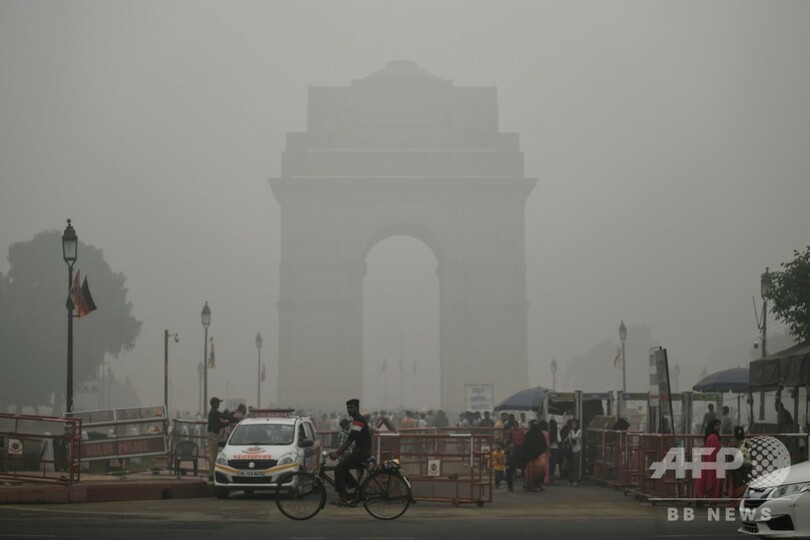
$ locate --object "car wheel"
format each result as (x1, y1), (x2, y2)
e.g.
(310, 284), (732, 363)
(215, 487), (230, 500)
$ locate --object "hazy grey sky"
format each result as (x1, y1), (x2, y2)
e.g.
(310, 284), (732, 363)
(2, 1), (808, 413)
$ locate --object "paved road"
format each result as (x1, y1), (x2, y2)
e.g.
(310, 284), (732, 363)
(0, 510), (744, 540)
(0, 483), (746, 539)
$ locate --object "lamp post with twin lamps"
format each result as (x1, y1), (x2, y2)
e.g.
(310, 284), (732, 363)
(201, 302), (211, 409)
(256, 332), (263, 409)
(61, 220), (78, 413)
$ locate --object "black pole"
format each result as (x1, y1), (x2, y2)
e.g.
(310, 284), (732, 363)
(66, 263), (74, 413)
(203, 326), (208, 410)
(164, 329), (169, 413)
(762, 300), (768, 358)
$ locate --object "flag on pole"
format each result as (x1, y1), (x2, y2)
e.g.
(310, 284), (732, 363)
(66, 271), (81, 316)
(614, 347), (622, 368)
(66, 271), (98, 317)
(208, 338), (216, 369)
(261, 362), (266, 381)
(78, 276), (97, 317)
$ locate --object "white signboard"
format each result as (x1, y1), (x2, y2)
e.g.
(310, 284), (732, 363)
(427, 459), (441, 476)
(7, 439), (22, 455)
(465, 384), (494, 412)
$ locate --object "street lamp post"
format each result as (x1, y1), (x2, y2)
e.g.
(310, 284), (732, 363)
(255, 332), (263, 408)
(197, 362), (203, 416)
(164, 330), (179, 415)
(62, 220), (78, 413)
(201, 302), (211, 409)
(550, 358), (558, 391)
(619, 320), (627, 395)
(760, 268), (771, 358)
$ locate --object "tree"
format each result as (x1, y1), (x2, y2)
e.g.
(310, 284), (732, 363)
(768, 246), (810, 342)
(0, 230), (141, 412)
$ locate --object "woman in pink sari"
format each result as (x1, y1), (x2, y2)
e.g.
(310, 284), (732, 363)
(537, 419), (551, 485)
(695, 418), (724, 502)
(522, 420), (548, 491)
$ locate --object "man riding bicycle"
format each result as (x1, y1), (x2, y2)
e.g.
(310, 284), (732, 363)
(329, 398), (372, 506)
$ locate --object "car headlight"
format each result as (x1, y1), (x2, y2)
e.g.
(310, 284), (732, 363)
(770, 482), (810, 499)
(216, 455), (228, 465)
(277, 451), (298, 466)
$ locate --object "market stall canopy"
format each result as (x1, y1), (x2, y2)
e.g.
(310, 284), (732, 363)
(749, 341), (810, 389)
(692, 367), (749, 393)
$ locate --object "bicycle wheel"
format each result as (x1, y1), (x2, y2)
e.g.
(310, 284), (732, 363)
(361, 470), (412, 520)
(275, 470), (326, 520)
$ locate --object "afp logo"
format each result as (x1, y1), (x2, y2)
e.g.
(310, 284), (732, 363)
(649, 436), (791, 484)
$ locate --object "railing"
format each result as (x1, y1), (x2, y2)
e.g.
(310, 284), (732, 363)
(319, 427), (494, 506)
(588, 427), (810, 502)
(67, 406), (168, 473)
(0, 413), (82, 484)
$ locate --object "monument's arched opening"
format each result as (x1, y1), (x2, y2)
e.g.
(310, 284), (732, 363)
(363, 235), (440, 411)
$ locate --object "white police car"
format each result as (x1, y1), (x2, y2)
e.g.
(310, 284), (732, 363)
(213, 409), (321, 499)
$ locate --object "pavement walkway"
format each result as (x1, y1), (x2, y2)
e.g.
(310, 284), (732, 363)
(0, 471), (209, 504)
(0, 471), (655, 519)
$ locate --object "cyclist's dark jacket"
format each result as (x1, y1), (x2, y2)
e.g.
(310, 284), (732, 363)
(348, 413), (372, 456)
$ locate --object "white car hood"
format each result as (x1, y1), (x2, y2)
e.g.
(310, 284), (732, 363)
(222, 445), (296, 460)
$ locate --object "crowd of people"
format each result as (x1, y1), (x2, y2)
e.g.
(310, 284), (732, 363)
(488, 412), (582, 492)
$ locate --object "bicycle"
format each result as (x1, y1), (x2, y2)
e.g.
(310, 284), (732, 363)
(275, 451), (412, 520)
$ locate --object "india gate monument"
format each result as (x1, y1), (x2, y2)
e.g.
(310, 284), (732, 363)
(271, 61), (536, 414)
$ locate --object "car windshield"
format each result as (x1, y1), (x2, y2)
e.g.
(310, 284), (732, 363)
(229, 424), (295, 446)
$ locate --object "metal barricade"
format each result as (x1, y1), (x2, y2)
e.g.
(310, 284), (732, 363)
(373, 431), (493, 506)
(68, 406), (168, 473)
(589, 429), (810, 502)
(0, 413), (82, 483)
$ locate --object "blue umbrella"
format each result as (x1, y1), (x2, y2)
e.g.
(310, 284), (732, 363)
(692, 367), (749, 393)
(494, 386), (548, 411)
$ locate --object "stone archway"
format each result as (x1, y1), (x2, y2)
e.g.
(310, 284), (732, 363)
(270, 61), (535, 414)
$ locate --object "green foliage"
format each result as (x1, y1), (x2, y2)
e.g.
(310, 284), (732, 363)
(768, 246), (810, 342)
(0, 230), (141, 410)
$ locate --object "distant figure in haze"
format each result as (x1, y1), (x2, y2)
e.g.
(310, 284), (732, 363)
(232, 404), (247, 422)
(720, 406), (732, 434)
(776, 401), (794, 427)
(335, 418), (352, 452)
(519, 412), (528, 429)
(478, 411), (495, 428)
(566, 419), (582, 486)
(701, 404), (718, 434)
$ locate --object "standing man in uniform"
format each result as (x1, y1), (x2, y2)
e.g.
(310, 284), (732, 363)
(206, 397), (228, 481)
(329, 398), (372, 505)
